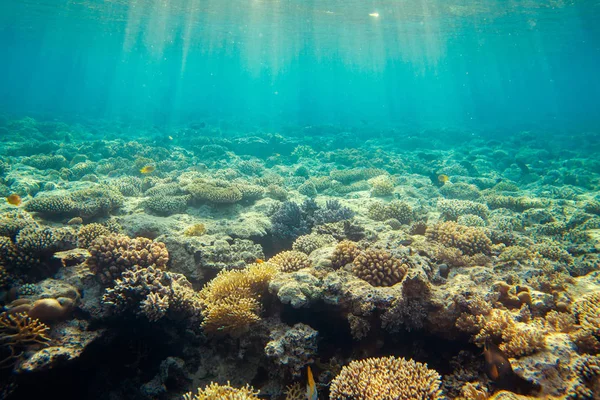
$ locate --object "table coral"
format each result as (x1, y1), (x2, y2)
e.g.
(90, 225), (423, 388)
(329, 356), (443, 400)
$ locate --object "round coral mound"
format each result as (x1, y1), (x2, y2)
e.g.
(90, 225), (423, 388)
(352, 248), (408, 287)
(329, 356), (443, 400)
(269, 250), (311, 272)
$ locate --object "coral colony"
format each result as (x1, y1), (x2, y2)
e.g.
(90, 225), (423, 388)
(0, 118), (599, 399)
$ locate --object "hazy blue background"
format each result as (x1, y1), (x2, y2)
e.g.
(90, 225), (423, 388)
(0, 0), (599, 131)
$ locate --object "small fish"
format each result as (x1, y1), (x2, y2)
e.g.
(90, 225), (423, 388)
(306, 366), (317, 400)
(140, 165), (156, 174)
(437, 174), (450, 185)
(483, 340), (513, 381)
(255, 258), (265, 264)
(168, 136), (173, 140)
(515, 159), (530, 175)
(6, 194), (22, 206)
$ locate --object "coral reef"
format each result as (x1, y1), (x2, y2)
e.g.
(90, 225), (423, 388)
(352, 248), (409, 287)
(329, 356), (443, 400)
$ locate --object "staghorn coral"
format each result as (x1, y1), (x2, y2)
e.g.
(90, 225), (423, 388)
(102, 266), (200, 322)
(87, 234), (169, 284)
(292, 233), (336, 255)
(329, 356), (443, 400)
(0, 312), (51, 368)
(427, 221), (492, 256)
(269, 250), (312, 272)
(352, 248), (408, 287)
(331, 240), (361, 269)
(182, 382), (260, 400)
(198, 262), (277, 336)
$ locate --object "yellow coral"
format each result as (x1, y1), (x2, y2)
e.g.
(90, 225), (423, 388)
(183, 223), (207, 237)
(182, 382), (260, 400)
(269, 250), (311, 272)
(198, 262), (277, 336)
(329, 356), (443, 400)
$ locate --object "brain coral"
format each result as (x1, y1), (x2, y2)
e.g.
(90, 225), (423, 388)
(426, 221), (492, 256)
(87, 234), (169, 284)
(352, 248), (408, 287)
(329, 356), (443, 400)
(269, 251), (312, 272)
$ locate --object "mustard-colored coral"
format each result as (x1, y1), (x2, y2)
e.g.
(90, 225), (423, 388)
(331, 240), (361, 269)
(183, 223), (207, 237)
(573, 291), (600, 335)
(426, 221), (492, 256)
(329, 356), (443, 400)
(198, 262), (277, 336)
(269, 250), (311, 272)
(352, 248), (408, 287)
(182, 382), (260, 400)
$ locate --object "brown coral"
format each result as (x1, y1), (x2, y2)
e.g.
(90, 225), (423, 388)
(0, 312), (51, 367)
(329, 356), (443, 400)
(77, 223), (110, 248)
(352, 248), (408, 287)
(427, 221), (492, 256)
(269, 251), (311, 272)
(198, 262), (277, 336)
(331, 240), (361, 269)
(87, 234), (169, 284)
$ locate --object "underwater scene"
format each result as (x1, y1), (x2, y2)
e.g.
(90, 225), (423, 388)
(1, 0), (600, 399)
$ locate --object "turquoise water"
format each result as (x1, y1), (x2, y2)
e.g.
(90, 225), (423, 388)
(1, 0), (599, 130)
(2, 2), (600, 400)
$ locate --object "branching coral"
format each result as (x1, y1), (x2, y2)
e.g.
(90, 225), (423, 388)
(87, 234), (169, 284)
(269, 251), (312, 272)
(182, 382), (260, 400)
(329, 356), (443, 400)
(352, 248), (408, 287)
(102, 266), (200, 322)
(427, 221), (492, 256)
(0, 312), (51, 368)
(25, 186), (123, 218)
(77, 223), (110, 248)
(437, 199), (488, 221)
(331, 240), (361, 269)
(198, 262), (277, 336)
(292, 233), (336, 255)
(185, 179), (243, 204)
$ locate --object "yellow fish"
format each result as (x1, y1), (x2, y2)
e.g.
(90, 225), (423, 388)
(6, 194), (22, 206)
(306, 366), (317, 400)
(437, 174), (450, 185)
(140, 165), (156, 174)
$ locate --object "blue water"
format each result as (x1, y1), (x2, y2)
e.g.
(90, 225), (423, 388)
(0, 0), (599, 131)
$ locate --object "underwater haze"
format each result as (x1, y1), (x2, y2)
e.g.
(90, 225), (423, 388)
(1, 0), (599, 130)
(2, 1), (600, 400)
